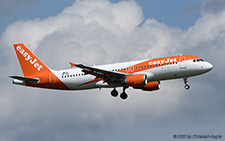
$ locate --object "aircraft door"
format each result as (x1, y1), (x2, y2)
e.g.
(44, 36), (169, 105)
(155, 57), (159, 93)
(126, 66), (134, 73)
(180, 57), (186, 69)
(130, 66), (134, 73)
(49, 73), (56, 85)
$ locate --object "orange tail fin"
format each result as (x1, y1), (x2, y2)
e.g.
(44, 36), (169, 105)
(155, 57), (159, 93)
(13, 43), (50, 77)
(13, 43), (70, 90)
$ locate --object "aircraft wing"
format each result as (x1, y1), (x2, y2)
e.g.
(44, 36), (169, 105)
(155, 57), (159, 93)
(69, 62), (126, 84)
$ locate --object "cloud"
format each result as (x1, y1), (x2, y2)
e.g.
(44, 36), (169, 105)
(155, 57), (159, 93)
(201, 0), (225, 15)
(181, 3), (200, 16)
(62, 0), (143, 33)
(0, 0), (225, 140)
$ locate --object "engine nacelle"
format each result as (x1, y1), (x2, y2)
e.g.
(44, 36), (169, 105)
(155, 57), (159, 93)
(141, 81), (160, 91)
(125, 74), (147, 87)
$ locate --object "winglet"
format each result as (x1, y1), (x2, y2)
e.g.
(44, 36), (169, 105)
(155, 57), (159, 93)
(69, 62), (75, 68)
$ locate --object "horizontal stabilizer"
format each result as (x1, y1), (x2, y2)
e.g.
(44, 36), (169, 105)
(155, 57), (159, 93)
(9, 76), (39, 84)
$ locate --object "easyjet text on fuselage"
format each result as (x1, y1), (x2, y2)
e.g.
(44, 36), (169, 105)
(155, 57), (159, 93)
(149, 58), (177, 65)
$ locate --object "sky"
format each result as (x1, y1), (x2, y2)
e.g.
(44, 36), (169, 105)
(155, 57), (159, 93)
(0, 0), (225, 141)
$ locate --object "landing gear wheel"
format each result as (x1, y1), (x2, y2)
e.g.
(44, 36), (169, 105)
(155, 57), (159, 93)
(120, 92), (128, 100)
(184, 84), (190, 90)
(183, 77), (191, 90)
(111, 89), (118, 97)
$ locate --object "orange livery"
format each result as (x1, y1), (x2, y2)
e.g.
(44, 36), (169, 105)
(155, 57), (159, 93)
(10, 43), (213, 100)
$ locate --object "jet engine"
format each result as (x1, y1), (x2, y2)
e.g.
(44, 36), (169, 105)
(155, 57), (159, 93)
(125, 74), (147, 87)
(140, 81), (160, 91)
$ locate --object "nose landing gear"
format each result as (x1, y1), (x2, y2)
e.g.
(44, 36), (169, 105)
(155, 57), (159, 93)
(183, 77), (190, 90)
(184, 84), (190, 90)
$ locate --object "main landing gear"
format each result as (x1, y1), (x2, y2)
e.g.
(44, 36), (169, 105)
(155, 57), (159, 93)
(183, 77), (190, 90)
(111, 88), (118, 97)
(110, 87), (128, 100)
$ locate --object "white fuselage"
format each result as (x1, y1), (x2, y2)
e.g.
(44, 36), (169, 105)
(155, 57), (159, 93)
(52, 58), (212, 90)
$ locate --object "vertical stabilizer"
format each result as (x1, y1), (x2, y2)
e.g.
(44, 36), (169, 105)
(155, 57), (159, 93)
(12, 43), (70, 90)
(13, 43), (49, 77)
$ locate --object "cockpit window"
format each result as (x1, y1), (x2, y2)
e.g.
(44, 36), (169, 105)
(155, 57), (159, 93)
(193, 58), (204, 62)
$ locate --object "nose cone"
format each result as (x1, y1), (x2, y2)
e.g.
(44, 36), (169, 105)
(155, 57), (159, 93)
(204, 62), (213, 72)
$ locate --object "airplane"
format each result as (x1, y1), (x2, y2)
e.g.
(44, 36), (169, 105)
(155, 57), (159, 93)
(10, 43), (213, 100)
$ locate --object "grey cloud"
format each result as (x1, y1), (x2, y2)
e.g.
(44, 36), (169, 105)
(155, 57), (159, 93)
(201, 0), (225, 15)
(181, 4), (200, 16)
